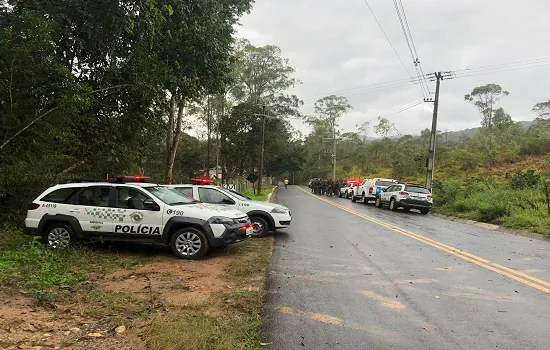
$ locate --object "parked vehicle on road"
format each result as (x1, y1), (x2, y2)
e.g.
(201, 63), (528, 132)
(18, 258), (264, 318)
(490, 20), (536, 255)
(166, 184), (291, 237)
(24, 176), (252, 259)
(375, 183), (433, 214)
(352, 178), (397, 203)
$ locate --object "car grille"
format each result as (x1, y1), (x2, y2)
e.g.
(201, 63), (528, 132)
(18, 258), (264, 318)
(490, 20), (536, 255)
(234, 216), (250, 224)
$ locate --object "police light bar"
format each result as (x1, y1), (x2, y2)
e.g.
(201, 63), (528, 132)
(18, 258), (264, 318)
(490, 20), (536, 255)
(190, 177), (212, 185)
(108, 175), (151, 183)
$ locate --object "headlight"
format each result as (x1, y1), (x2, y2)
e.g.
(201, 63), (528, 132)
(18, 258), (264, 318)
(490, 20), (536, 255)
(208, 216), (234, 225)
(271, 207), (288, 214)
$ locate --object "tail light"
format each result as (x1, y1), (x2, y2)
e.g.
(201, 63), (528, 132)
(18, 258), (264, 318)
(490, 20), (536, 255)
(399, 192), (410, 196)
(369, 187), (373, 194)
(427, 195), (433, 199)
(28, 203), (40, 210)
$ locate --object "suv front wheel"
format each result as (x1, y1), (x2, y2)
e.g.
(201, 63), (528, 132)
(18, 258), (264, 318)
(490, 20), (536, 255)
(43, 223), (75, 249)
(250, 216), (269, 237)
(170, 227), (208, 259)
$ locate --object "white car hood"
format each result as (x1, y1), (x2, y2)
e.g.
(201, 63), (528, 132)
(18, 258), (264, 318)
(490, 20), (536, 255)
(169, 203), (246, 218)
(246, 200), (288, 211)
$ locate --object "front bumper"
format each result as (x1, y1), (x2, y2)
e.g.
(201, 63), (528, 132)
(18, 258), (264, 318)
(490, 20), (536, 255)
(272, 212), (292, 229)
(399, 198), (433, 209)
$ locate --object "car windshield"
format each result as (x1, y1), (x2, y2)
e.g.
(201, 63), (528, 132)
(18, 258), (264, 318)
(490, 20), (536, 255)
(375, 180), (395, 186)
(218, 187), (249, 201)
(406, 186), (431, 194)
(145, 186), (194, 205)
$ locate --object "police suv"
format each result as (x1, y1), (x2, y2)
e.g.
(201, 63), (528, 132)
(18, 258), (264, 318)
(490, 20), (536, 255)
(376, 183), (433, 214)
(24, 176), (253, 259)
(166, 184), (291, 237)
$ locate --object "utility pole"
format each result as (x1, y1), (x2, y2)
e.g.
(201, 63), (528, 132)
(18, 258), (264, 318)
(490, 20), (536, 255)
(257, 105), (266, 196)
(425, 71), (451, 191)
(323, 124), (341, 181)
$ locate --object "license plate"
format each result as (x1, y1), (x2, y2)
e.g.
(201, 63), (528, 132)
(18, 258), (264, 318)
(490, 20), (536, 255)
(246, 227), (253, 236)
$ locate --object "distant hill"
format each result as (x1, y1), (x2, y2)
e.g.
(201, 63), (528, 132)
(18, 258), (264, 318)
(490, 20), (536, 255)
(438, 120), (533, 142)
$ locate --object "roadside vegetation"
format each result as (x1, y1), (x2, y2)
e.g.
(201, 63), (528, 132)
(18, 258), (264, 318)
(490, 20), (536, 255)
(0, 225), (273, 349)
(244, 185), (277, 202)
(299, 83), (550, 237)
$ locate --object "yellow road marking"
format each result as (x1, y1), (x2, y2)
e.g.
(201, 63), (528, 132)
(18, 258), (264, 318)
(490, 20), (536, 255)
(298, 188), (550, 294)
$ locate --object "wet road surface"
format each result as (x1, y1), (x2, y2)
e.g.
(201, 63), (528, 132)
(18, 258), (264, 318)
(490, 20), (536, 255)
(262, 186), (550, 350)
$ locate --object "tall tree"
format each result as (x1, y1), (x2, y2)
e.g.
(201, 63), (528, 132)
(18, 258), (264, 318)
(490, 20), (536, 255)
(307, 95), (352, 133)
(465, 84), (509, 128)
(157, 0), (253, 183)
(231, 39), (302, 118)
(533, 99), (550, 120)
(374, 117), (398, 139)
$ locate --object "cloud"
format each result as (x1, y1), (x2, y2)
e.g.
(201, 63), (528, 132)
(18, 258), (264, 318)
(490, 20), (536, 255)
(236, 0), (550, 136)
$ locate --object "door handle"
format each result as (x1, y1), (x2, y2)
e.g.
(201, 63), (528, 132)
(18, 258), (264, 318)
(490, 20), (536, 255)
(69, 209), (80, 213)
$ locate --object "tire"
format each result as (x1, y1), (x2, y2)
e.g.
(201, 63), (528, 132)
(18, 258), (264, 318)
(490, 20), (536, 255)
(390, 198), (398, 211)
(43, 223), (75, 249)
(375, 197), (382, 208)
(170, 227), (208, 259)
(250, 216), (269, 237)
(403, 207), (411, 212)
(421, 208), (430, 215)
(361, 193), (368, 205)
(351, 193), (357, 202)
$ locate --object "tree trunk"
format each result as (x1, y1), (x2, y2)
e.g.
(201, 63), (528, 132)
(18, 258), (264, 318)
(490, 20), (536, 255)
(165, 97), (185, 184)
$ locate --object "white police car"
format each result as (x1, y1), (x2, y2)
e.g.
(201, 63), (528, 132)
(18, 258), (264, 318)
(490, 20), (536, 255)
(165, 184), (291, 237)
(24, 176), (253, 259)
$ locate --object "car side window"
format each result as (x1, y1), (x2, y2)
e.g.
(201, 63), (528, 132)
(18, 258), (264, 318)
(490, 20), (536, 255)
(75, 186), (111, 207)
(198, 188), (234, 205)
(41, 187), (81, 203)
(175, 187), (194, 199)
(116, 187), (151, 210)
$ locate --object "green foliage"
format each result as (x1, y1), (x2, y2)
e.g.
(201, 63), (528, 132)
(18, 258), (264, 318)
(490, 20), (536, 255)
(0, 237), (86, 290)
(510, 169), (540, 190)
(464, 84), (509, 127)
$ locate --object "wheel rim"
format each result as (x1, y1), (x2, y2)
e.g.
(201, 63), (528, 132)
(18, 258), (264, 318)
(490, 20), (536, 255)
(47, 228), (71, 248)
(252, 221), (264, 235)
(390, 200), (394, 210)
(175, 232), (202, 256)
(376, 198), (380, 206)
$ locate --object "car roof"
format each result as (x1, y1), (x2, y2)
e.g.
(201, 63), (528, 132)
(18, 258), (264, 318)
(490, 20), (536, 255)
(52, 182), (154, 189)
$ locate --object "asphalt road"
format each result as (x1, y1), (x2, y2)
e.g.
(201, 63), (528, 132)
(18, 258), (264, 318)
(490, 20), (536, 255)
(262, 186), (550, 350)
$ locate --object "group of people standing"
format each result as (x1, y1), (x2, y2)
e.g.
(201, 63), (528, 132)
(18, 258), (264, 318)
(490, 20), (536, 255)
(308, 178), (346, 196)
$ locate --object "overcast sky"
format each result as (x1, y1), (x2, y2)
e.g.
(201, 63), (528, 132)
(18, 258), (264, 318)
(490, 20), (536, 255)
(236, 0), (550, 137)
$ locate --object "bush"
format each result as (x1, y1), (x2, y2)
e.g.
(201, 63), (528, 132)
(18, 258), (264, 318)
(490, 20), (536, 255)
(476, 203), (511, 222)
(510, 169), (540, 190)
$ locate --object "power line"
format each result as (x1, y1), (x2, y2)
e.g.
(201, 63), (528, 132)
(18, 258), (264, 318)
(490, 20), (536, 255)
(301, 57), (550, 103)
(361, 0), (416, 83)
(392, 0), (431, 96)
(383, 100), (424, 117)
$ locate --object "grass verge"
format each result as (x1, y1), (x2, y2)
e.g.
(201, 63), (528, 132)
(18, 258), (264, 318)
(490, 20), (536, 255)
(243, 185), (276, 202)
(146, 237), (274, 350)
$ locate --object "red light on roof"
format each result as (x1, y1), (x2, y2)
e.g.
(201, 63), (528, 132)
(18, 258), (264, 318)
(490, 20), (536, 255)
(190, 177), (213, 185)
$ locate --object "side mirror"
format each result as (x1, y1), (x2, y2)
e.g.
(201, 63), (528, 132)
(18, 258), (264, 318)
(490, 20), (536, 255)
(143, 198), (160, 211)
(222, 198), (235, 205)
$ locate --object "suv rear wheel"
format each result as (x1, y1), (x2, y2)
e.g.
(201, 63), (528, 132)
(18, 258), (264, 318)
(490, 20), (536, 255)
(421, 208), (430, 215)
(375, 197), (382, 208)
(43, 223), (74, 249)
(170, 227), (208, 259)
